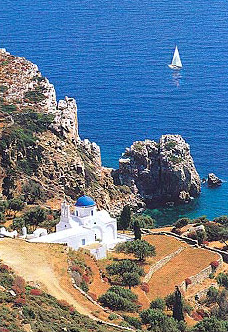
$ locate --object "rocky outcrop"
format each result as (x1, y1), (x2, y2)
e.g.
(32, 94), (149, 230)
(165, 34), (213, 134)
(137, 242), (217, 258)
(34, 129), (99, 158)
(0, 49), (142, 214)
(52, 96), (79, 143)
(113, 135), (201, 207)
(207, 173), (222, 188)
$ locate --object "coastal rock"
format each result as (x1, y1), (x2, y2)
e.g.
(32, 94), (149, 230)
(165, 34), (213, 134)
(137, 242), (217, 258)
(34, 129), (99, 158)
(52, 96), (80, 143)
(114, 135), (201, 207)
(207, 173), (222, 188)
(0, 49), (142, 214)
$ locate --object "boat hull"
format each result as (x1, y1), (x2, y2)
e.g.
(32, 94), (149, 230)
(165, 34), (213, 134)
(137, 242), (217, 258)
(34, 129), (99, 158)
(168, 64), (182, 70)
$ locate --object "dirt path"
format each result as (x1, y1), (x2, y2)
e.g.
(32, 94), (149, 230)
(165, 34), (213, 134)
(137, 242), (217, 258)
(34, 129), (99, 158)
(0, 238), (109, 320)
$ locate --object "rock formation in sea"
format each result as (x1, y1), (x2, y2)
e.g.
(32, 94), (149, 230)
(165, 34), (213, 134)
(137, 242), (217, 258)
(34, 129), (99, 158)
(207, 173), (222, 188)
(0, 48), (141, 214)
(113, 135), (201, 207)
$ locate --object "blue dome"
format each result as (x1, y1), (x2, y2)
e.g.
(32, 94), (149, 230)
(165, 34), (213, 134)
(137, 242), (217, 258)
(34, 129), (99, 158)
(75, 195), (96, 207)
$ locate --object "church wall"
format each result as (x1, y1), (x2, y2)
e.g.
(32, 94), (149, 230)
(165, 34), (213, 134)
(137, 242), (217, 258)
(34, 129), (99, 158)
(46, 232), (95, 251)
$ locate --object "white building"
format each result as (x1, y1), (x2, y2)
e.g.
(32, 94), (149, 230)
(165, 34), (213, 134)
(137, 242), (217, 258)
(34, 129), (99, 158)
(29, 195), (118, 259)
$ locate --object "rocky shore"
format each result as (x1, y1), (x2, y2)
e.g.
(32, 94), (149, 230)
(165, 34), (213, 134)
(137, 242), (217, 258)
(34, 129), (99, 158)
(113, 135), (201, 207)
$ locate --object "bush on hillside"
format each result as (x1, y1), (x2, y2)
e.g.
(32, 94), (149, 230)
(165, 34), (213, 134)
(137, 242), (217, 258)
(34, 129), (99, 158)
(150, 298), (166, 311)
(98, 291), (139, 312)
(108, 286), (138, 301)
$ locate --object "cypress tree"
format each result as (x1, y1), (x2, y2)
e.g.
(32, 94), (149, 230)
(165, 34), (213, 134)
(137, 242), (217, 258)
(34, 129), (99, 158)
(133, 220), (142, 240)
(173, 286), (184, 321)
(119, 205), (131, 233)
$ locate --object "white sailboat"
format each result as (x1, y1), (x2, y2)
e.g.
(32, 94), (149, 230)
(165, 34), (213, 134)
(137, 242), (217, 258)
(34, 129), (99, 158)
(168, 46), (182, 69)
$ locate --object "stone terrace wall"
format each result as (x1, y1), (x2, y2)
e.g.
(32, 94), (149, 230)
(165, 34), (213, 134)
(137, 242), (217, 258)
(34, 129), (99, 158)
(179, 253), (223, 293)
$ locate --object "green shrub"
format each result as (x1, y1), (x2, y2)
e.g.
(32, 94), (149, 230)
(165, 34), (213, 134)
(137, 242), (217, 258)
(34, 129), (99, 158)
(22, 306), (36, 319)
(165, 140), (176, 150)
(108, 286), (138, 301)
(217, 273), (228, 288)
(108, 313), (118, 320)
(150, 297), (166, 311)
(24, 87), (46, 103)
(98, 291), (139, 312)
(80, 280), (89, 293)
(206, 286), (219, 304)
(0, 272), (14, 288)
(0, 104), (17, 113)
(173, 218), (190, 229)
(0, 85), (8, 93)
(106, 259), (144, 277)
(123, 315), (142, 329)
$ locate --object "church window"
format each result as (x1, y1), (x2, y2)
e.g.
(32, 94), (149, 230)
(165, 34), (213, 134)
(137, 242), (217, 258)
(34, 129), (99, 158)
(82, 239), (85, 245)
(76, 211), (78, 216)
(95, 234), (97, 240)
(91, 210), (93, 216)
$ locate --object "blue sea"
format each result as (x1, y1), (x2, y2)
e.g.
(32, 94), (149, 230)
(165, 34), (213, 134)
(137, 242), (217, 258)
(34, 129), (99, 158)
(1, 0), (228, 225)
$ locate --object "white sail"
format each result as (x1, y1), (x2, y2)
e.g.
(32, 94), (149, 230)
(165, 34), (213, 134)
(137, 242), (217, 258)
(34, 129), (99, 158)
(169, 46), (182, 69)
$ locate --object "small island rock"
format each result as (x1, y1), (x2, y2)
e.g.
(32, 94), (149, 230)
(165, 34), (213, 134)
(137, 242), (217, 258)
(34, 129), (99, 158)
(207, 173), (222, 188)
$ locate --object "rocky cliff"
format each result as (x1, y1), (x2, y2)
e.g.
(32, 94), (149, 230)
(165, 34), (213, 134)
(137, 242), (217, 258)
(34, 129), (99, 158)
(0, 49), (140, 214)
(113, 135), (201, 207)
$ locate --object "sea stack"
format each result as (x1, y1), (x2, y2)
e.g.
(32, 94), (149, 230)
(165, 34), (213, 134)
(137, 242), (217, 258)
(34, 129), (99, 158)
(113, 134), (201, 207)
(207, 173), (222, 188)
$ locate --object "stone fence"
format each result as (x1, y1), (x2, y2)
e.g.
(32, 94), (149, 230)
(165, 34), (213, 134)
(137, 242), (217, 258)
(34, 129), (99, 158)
(143, 229), (223, 294)
(179, 253), (223, 293)
(143, 247), (184, 283)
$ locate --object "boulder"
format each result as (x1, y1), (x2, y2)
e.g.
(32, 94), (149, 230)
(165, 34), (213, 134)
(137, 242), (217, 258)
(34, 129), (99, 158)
(207, 173), (222, 188)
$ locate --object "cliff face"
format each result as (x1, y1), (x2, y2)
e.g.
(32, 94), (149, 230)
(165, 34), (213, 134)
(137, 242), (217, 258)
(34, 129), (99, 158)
(113, 135), (201, 207)
(0, 49), (140, 214)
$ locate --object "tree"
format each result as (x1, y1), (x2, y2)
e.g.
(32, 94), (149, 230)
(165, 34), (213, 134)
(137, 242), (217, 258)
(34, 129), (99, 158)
(108, 286), (138, 301)
(206, 286), (219, 304)
(0, 212), (5, 224)
(106, 259), (144, 277)
(115, 239), (156, 261)
(133, 220), (141, 240)
(192, 317), (227, 332)
(2, 171), (16, 199)
(11, 217), (25, 232)
(118, 205), (131, 232)
(106, 260), (143, 287)
(213, 216), (228, 226)
(22, 180), (45, 204)
(23, 207), (47, 231)
(193, 216), (209, 224)
(172, 286), (184, 321)
(216, 289), (228, 320)
(0, 200), (8, 213)
(216, 273), (228, 289)
(173, 218), (190, 229)
(205, 223), (223, 241)
(150, 298), (166, 311)
(98, 291), (139, 312)
(140, 309), (179, 332)
(8, 198), (25, 217)
(196, 229), (207, 245)
(219, 228), (228, 247)
(131, 215), (155, 229)
(122, 272), (140, 289)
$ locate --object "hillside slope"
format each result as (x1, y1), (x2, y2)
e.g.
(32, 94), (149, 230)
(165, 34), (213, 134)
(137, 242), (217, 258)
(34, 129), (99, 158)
(0, 48), (140, 214)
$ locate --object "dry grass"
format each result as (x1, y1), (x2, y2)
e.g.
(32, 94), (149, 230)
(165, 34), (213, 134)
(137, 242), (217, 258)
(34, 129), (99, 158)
(147, 246), (219, 300)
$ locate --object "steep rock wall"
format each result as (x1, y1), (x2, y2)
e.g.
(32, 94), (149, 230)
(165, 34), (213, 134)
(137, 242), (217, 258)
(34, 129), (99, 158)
(114, 135), (201, 206)
(0, 49), (141, 214)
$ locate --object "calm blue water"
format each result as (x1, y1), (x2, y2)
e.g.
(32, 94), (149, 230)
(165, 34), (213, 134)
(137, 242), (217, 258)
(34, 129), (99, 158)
(1, 0), (228, 223)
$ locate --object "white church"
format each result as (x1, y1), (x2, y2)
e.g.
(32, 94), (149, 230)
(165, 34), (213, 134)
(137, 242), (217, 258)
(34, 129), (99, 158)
(29, 195), (118, 259)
